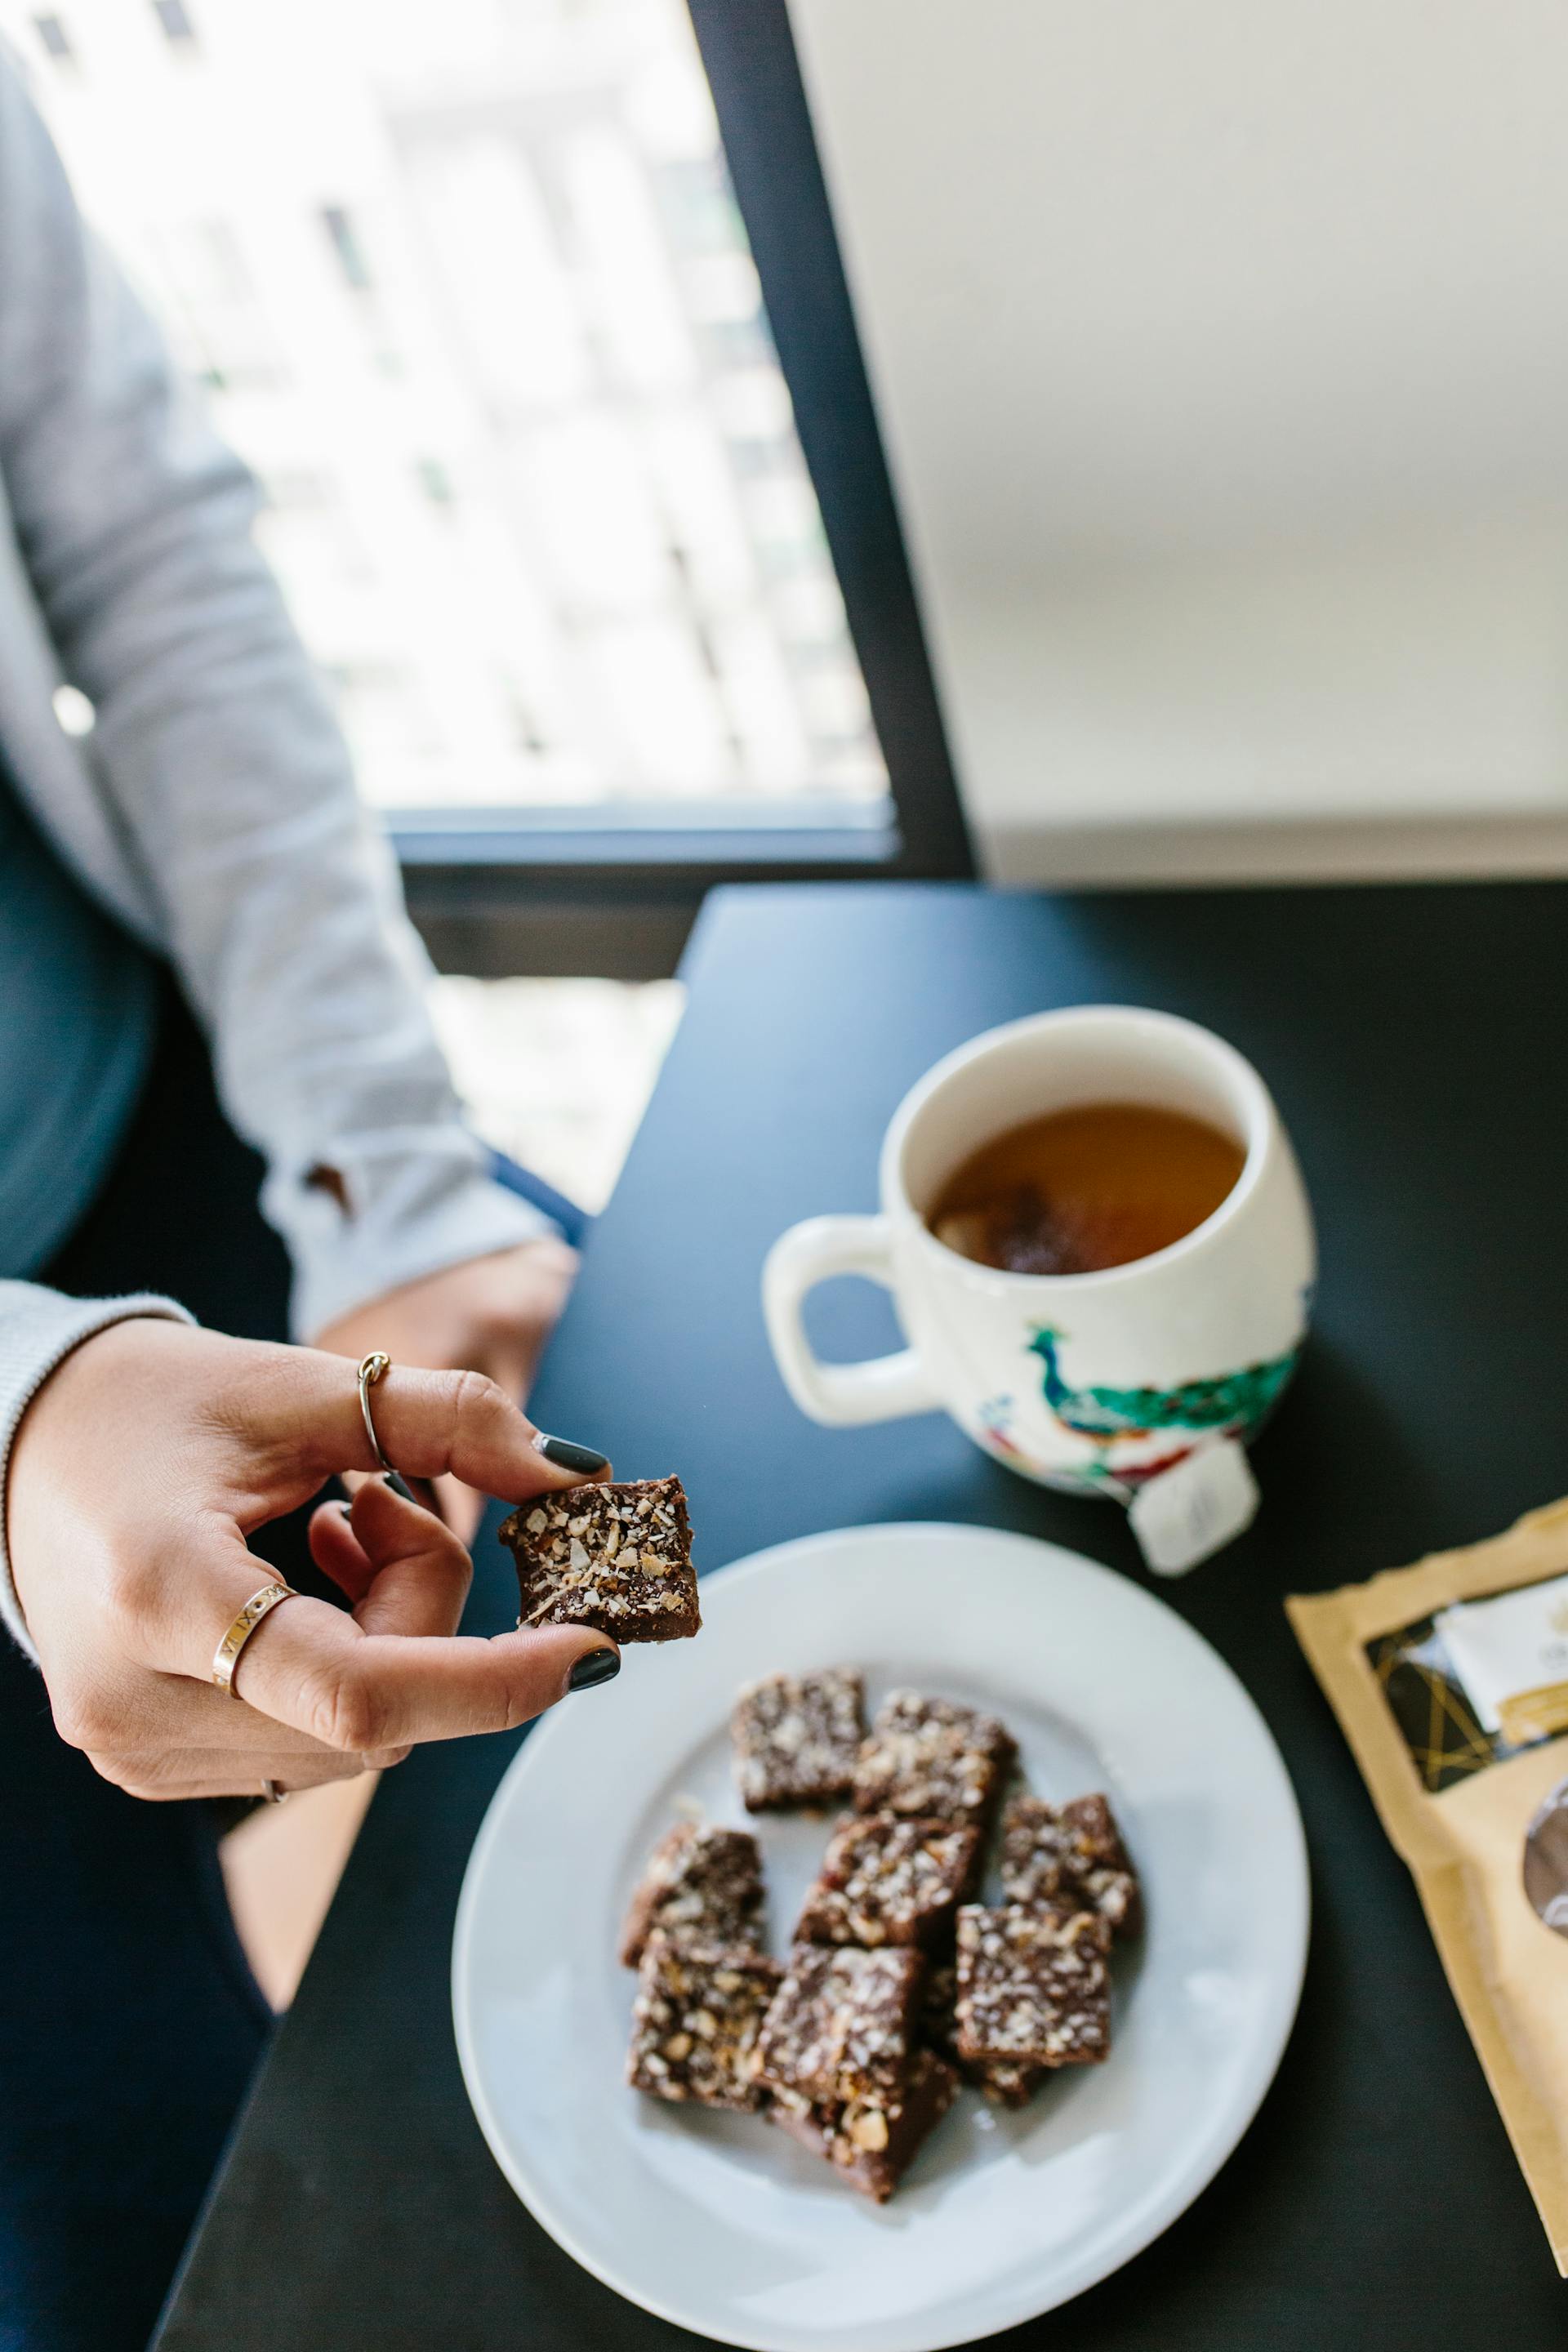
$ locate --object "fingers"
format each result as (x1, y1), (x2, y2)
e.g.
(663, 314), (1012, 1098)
(310, 1485), (474, 1633)
(310, 1497), (377, 1605)
(235, 1606), (617, 1753)
(62, 1668), (411, 1763)
(113, 1470), (612, 1766)
(172, 1677), (400, 1757)
(432, 1473), (484, 1548)
(149, 1484), (470, 1696)
(281, 1352), (610, 1506)
(89, 1745), (377, 1801)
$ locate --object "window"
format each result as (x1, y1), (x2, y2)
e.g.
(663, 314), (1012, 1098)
(148, 217), (284, 391)
(150, 0), (195, 42)
(0, 0), (968, 959)
(415, 458), (455, 509)
(31, 11), (70, 60)
(318, 203), (372, 294)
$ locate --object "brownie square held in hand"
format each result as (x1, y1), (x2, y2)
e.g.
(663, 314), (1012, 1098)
(500, 1475), (700, 1642)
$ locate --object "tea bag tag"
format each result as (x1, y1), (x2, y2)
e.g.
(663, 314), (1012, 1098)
(1129, 1436), (1259, 1575)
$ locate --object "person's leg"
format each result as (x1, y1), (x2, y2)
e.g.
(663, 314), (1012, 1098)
(0, 1639), (271, 2352)
(0, 983), (310, 2352)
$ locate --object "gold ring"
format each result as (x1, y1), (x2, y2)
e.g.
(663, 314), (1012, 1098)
(357, 1351), (394, 1472)
(212, 1581), (300, 1696)
(261, 1779), (289, 1805)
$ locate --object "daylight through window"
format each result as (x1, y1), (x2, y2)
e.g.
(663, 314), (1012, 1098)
(2, 0), (886, 813)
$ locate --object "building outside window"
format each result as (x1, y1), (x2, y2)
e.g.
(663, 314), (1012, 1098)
(1, 0), (886, 819)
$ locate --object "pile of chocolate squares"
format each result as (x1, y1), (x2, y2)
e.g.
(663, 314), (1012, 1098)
(622, 1668), (1141, 2203)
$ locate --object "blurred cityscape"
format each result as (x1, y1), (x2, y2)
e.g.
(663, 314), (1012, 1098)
(2, 0), (884, 810)
(430, 972), (683, 1209)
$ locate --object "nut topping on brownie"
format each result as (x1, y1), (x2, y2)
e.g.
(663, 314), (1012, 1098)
(795, 1813), (980, 1949)
(500, 1475), (699, 1643)
(619, 1822), (765, 1969)
(1000, 1794), (1142, 1937)
(954, 1903), (1111, 2068)
(920, 1959), (1045, 2108)
(769, 2047), (960, 2202)
(731, 1668), (865, 1811)
(755, 1943), (924, 2106)
(627, 1936), (782, 2110)
(853, 1690), (1015, 1825)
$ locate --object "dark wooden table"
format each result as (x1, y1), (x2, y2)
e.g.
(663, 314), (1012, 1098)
(157, 880), (1568, 2350)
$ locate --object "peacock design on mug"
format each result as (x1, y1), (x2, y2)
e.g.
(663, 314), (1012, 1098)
(1026, 1325), (1299, 1446)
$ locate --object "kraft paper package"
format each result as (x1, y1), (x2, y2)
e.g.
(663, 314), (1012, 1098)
(1289, 1499), (1568, 2272)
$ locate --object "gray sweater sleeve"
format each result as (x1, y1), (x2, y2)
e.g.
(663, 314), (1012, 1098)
(0, 57), (550, 1341)
(0, 1283), (194, 1660)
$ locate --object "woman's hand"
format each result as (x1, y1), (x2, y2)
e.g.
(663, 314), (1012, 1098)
(7, 1317), (614, 1802)
(312, 1238), (581, 1538)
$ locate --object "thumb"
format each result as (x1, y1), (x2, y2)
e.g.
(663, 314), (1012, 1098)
(233, 1601), (617, 1752)
(308, 1481), (473, 1636)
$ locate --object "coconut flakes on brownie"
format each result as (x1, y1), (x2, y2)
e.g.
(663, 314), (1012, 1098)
(954, 1903), (1111, 2069)
(731, 1668), (865, 1811)
(627, 1936), (782, 2111)
(920, 1959), (1045, 2108)
(769, 2047), (960, 2201)
(499, 1475), (700, 1642)
(795, 1813), (979, 1949)
(1000, 1793), (1142, 1938)
(853, 1690), (1015, 1827)
(619, 1822), (765, 1969)
(755, 1942), (924, 2109)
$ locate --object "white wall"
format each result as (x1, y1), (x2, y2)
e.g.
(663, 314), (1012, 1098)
(788, 0), (1568, 881)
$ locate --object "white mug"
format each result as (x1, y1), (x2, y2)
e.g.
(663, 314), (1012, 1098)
(762, 1007), (1316, 1502)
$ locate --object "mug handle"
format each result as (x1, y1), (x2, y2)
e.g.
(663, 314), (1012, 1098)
(762, 1214), (942, 1426)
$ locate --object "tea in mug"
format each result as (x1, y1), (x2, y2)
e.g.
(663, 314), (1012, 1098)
(929, 1102), (1245, 1276)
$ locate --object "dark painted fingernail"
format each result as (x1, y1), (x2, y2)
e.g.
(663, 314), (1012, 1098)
(382, 1471), (418, 1503)
(534, 1433), (610, 1475)
(567, 1646), (621, 1693)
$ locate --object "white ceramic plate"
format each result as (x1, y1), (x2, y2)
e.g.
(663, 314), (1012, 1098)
(452, 1522), (1308, 2352)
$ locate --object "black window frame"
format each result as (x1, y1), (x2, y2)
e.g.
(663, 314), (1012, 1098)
(401, 0), (973, 978)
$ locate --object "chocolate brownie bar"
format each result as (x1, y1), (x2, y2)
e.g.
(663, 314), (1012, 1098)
(500, 1476), (699, 1642)
(853, 1690), (1015, 1826)
(921, 1958), (1043, 2109)
(1000, 1794), (1141, 1937)
(954, 1903), (1111, 2068)
(920, 1958), (962, 2065)
(619, 1821), (765, 1968)
(770, 2048), (960, 2202)
(731, 1668), (865, 1811)
(795, 1813), (979, 1949)
(627, 1936), (782, 2110)
(755, 1942), (924, 2106)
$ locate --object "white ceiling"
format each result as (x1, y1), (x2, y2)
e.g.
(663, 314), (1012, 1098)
(789, 0), (1568, 877)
